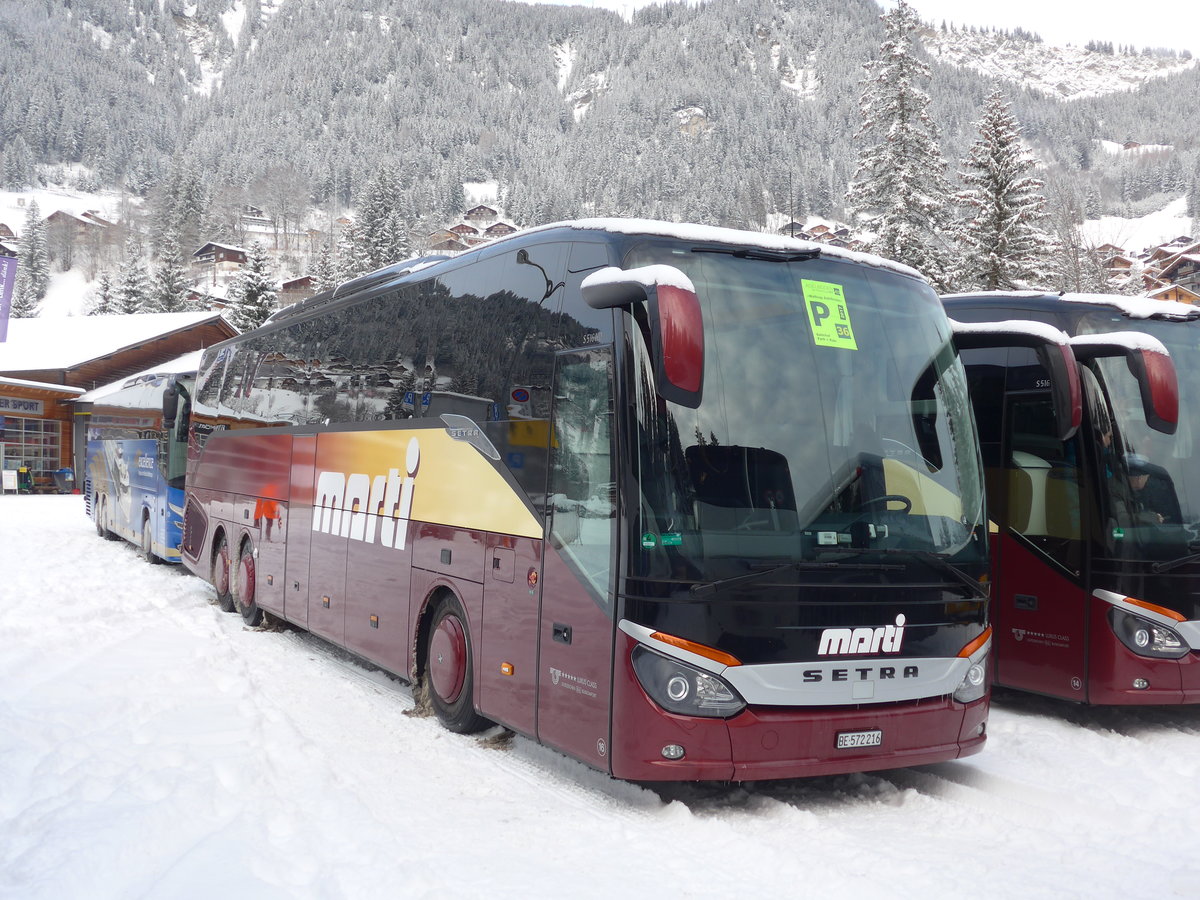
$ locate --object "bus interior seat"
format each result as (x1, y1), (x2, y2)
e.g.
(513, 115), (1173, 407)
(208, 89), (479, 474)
(685, 445), (797, 530)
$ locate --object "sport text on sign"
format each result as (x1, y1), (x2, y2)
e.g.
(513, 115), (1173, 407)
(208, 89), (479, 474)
(0, 396), (44, 415)
(802, 279), (857, 350)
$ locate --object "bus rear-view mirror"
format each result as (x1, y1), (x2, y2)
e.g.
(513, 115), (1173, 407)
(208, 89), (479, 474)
(582, 265), (704, 408)
(950, 319), (1082, 441)
(1069, 334), (1179, 435)
(162, 382), (179, 429)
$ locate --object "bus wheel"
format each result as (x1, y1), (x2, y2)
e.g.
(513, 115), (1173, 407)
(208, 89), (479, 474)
(234, 540), (262, 626)
(213, 535), (236, 613)
(425, 594), (491, 734)
(139, 516), (160, 565)
(96, 497), (118, 541)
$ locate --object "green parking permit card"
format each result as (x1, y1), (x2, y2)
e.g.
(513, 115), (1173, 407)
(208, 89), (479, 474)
(802, 279), (857, 350)
(661, 533), (682, 547)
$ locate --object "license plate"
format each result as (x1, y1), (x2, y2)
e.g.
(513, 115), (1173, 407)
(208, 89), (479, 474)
(836, 729), (883, 749)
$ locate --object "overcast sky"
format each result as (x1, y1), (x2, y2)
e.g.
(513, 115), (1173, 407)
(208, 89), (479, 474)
(522, 0), (1197, 55)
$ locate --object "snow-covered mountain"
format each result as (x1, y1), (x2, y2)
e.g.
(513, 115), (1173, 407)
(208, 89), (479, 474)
(921, 25), (1197, 101)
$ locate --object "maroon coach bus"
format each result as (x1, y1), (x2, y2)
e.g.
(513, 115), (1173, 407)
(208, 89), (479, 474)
(944, 291), (1200, 704)
(173, 219), (1072, 782)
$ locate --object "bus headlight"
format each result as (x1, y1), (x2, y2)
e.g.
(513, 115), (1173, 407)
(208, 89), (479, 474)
(1109, 608), (1188, 659)
(631, 645), (746, 718)
(953, 653), (989, 704)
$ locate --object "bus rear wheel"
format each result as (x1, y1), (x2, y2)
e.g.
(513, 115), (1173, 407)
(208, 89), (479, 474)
(233, 539), (262, 626)
(95, 496), (117, 541)
(213, 535), (236, 613)
(425, 594), (491, 734)
(139, 516), (160, 565)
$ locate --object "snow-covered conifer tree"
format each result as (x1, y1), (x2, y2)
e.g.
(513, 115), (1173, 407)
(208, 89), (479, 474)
(845, 0), (952, 287)
(334, 222), (369, 284)
(87, 272), (117, 315)
(311, 242), (337, 292)
(225, 241), (276, 331)
(149, 232), (192, 312)
(114, 239), (150, 314)
(354, 168), (412, 271)
(9, 266), (39, 318)
(951, 91), (1056, 290)
(17, 201), (50, 301)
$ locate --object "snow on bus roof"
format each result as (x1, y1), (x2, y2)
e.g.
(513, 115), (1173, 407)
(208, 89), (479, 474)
(1058, 292), (1199, 319)
(77, 350), (203, 404)
(943, 289), (1199, 320)
(514, 218), (924, 280)
(1069, 331), (1170, 356)
(949, 318), (1070, 344)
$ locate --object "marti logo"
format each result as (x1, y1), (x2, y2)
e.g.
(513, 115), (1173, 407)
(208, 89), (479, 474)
(313, 438), (420, 549)
(817, 614), (907, 656)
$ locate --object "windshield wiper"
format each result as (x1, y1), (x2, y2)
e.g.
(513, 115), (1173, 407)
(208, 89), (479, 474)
(689, 560), (903, 598)
(1151, 552), (1200, 574)
(693, 247), (821, 263)
(817, 547), (989, 600)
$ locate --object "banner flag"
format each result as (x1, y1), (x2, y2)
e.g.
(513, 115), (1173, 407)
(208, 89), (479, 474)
(0, 256), (17, 343)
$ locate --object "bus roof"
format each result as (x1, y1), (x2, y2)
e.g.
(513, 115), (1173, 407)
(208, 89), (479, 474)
(264, 219), (925, 328)
(943, 290), (1200, 322)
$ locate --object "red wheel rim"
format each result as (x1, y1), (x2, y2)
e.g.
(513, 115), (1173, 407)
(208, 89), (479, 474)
(429, 613), (467, 703)
(215, 543), (231, 596)
(238, 552), (255, 609)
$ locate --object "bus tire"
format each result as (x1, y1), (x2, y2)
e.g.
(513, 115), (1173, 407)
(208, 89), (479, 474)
(140, 515), (160, 565)
(425, 593), (491, 735)
(213, 534), (236, 613)
(96, 496), (118, 541)
(234, 539), (263, 627)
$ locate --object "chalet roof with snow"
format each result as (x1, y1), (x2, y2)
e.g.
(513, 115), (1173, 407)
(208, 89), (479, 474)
(0, 312), (238, 389)
(1147, 283), (1200, 304)
(193, 242), (248, 259)
(44, 209), (109, 230)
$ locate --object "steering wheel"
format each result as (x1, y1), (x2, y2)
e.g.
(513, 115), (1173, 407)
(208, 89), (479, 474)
(860, 494), (913, 514)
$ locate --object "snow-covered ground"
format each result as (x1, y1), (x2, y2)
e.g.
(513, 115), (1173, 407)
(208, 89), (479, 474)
(1081, 195), (1193, 254)
(4, 496), (1200, 898)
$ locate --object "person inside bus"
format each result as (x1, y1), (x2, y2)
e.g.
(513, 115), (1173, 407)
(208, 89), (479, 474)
(1125, 453), (1180, 525)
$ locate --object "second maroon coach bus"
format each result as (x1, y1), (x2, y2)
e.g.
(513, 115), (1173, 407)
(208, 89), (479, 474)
(175, 219), (1059, 781)
(944, 291), (1200, 704)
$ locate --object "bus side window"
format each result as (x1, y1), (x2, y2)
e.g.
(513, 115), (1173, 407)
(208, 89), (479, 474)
(548, 347), (615, 603)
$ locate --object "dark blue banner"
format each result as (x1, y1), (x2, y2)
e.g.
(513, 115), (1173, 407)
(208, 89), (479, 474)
(0, 256), (17, 343)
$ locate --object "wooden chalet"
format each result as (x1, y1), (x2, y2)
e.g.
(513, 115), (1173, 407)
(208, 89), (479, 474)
(464, 205), (499, 223)
(484, 222), (517, 237)
(1158, 253), (1200, 292)
(192, 242), (248, 285)
(44, 209), (110, 241)
(0, 312), (237, 487)
(429, 237), (469, 253)
(450, 223), (480, 237)
(1147, 283), (1200, 305)
(281, 275), (318, 304)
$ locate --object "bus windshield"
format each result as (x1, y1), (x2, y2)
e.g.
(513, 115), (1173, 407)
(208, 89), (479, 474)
(625, 246), (986, 583)
(1077, 312), (1200, 562)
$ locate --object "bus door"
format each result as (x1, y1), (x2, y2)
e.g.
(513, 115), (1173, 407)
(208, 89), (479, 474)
(995, 391), (1089, 699)
(284, 434), (316, 629)
(535, 345), (618, 767)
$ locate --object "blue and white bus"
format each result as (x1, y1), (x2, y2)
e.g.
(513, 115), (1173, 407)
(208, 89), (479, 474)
(84, 353), (199, 563)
